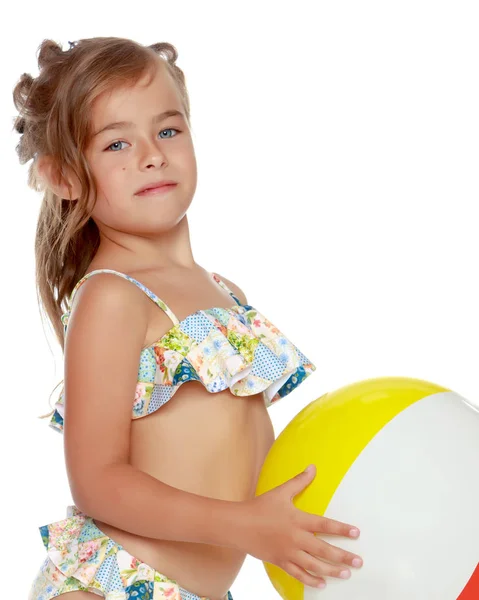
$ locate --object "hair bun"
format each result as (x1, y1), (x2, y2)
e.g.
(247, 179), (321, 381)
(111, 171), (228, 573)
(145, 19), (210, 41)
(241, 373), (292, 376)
(37, 39), (65, 69)
(16, 72), (34, 97)
(148, 42), (178, 65)
(12, 72), (35, 136)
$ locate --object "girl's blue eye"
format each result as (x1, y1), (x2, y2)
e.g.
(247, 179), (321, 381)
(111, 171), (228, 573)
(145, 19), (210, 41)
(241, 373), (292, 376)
(106, 128), (179, 152)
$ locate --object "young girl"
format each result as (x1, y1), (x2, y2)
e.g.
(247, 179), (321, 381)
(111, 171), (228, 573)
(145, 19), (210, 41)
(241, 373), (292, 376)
(14, 37), (363, 600)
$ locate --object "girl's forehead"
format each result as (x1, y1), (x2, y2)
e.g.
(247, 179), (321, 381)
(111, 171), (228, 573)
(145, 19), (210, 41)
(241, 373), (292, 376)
(91, 66), (178, 123)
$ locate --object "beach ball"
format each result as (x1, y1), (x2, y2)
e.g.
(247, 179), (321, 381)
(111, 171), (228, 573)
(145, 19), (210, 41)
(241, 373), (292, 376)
(256, 377), (479, 599)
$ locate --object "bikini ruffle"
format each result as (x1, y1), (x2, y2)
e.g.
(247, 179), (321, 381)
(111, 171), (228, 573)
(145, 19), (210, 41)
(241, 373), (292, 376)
(50, 304), (316, 432)
(38, 506), (185, 598)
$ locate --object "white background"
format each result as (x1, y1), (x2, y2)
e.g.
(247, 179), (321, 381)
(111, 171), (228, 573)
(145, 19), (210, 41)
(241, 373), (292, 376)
(1, 1), (478, 598)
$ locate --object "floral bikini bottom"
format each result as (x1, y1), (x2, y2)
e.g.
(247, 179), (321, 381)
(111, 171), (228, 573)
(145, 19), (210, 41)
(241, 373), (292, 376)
(28, 505), (234, 600)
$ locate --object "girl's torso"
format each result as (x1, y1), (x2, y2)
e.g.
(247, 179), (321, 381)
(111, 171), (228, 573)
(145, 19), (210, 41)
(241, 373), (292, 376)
(73, 265), (276, 600)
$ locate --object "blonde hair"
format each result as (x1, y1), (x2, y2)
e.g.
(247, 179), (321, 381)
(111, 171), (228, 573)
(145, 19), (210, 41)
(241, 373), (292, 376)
(12, 36), (192, 418)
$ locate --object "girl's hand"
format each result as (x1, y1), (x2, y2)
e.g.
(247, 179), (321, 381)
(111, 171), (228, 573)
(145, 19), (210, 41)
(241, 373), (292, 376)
(239, 465), (363, 589)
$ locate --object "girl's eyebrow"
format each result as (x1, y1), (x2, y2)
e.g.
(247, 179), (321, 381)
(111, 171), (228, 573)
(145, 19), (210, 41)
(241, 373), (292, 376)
(93, 109), (184, 138)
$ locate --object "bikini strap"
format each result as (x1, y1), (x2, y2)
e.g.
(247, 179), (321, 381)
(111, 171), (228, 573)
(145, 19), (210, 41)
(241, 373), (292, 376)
(61, 269), (180, 328)
(210, 272), (243, 306)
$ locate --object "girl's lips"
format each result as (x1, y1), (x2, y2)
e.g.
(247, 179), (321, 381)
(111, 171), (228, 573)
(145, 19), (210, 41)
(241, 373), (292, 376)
(136, 183), (177, 196)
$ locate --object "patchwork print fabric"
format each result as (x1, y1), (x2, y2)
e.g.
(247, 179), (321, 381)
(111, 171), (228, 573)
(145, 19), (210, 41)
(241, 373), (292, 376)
(29, 505), (234, 600)
(49, 269), (316, 433)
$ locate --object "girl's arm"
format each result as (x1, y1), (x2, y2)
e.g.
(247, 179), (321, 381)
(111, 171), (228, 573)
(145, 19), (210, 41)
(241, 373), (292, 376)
(63, 274), (250, 550)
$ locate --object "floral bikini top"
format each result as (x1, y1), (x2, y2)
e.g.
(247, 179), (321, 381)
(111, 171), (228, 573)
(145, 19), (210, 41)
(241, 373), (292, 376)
(49, 269), (316, 433)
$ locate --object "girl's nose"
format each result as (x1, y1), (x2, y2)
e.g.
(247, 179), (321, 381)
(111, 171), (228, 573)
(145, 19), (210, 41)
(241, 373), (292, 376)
(139, 139), (167, 167)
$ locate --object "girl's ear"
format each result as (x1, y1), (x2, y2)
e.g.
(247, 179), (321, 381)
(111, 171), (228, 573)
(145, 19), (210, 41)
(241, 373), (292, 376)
(36, 154), (81, 201)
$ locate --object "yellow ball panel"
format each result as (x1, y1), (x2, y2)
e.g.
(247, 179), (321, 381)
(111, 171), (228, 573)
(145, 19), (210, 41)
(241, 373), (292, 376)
(256, 377), (449, 599)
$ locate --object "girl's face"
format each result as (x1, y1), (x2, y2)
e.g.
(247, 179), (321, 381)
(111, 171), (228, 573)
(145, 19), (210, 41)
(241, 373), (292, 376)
(84, 60), (197, 236)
